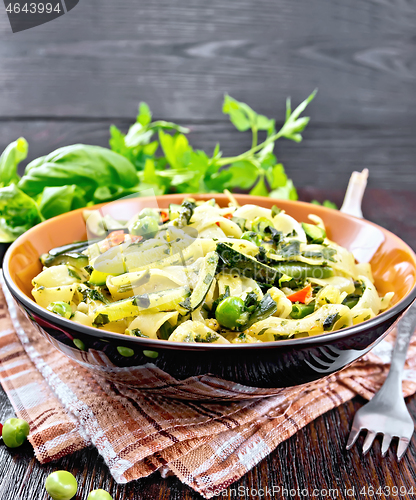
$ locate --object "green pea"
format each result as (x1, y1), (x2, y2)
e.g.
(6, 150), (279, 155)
(2, 417), (30, 448)
(45, 471), (77, 500)
(130, 216), (159, 239)
(117, 346), (135, 357)
(87, 489), (113, 500)
(143, 350), (159, 359)
(251, 217), (272, 234)
(47, 301), (72, 319)
(73, 339), (86, 351)
(215, 296), (246, 329)
(241, 231), (262, 246)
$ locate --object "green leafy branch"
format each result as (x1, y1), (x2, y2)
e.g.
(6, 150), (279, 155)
(110, 90), (317, 199)
(0, 91), (317, 242)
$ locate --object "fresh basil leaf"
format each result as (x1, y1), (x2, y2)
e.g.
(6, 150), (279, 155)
(0, 137), (28, 187)
(93, 185), (135, 202)
(18, 145), (138, 200)
(0, 184), (43, 241)
(38, 184), (86, 220)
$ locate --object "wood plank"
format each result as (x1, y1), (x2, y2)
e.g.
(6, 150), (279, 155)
(2, 386), (416, 499)
(0, 119), (414, 192)
(0, 0), (415, 123)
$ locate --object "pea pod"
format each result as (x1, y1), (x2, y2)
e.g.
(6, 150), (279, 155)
(290, 302), (315, 319)
(273, 262), (333, 280)
(2, 417), (30, 448)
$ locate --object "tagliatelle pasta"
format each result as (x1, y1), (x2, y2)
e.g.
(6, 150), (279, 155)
(31, 198), (394, 344)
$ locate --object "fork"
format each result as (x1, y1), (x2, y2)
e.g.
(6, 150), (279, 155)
(346, 301), (416, 459)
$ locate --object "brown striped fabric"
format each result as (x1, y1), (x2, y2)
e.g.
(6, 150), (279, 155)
(1, 280), (415, 499)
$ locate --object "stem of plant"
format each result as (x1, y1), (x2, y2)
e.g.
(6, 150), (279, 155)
(216, 129), (284, 168)
(251, 127), (258, 149)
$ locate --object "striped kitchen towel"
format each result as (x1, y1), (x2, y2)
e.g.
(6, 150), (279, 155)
(1, 279), (416, 499)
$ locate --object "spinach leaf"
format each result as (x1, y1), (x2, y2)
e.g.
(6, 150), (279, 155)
(323, 313), (340, 331)
(0, 138), (28, 187)
(0, 184), (43, 241)
(278, 240), (301, 258)
(302, 248), (337, 262)
(243, 293), (277, 330)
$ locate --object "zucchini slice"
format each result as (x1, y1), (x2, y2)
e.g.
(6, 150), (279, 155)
(169, 203), (181, 220)
(92, 286), (191, 324)
(41, 252), (89, 269)
(47, 240), (92, 257)
(216, 242), (279, 285)
(89, 269), (111, 286)
(181, 251), (218, 312)
(301, 223), (326, 244)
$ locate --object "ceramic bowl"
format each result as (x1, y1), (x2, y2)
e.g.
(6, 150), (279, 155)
(3, 194), (416, 400)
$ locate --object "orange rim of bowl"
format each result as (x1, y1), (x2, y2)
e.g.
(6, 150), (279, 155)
(3, 194), (416, 350)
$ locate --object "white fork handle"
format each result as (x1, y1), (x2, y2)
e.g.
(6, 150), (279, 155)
(389, 301), (416, 378)
(340, 169), (368, 219)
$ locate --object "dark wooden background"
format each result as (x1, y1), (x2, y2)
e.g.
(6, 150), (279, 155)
(0, 0), (415, 192)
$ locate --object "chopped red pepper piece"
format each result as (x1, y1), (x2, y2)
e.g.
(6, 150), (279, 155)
(223, 213), (233, 220)
(287, 284), (313, 304)
(160, 210), (169, 222)
(98, 230), (127, 253)
(108, 230), (126, 246)
(130, 235), (143, 243)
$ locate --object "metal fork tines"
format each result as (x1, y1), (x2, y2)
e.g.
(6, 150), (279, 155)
(346, 301), (416, 460)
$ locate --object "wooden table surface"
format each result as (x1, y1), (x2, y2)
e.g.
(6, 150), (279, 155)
(1, 187), (416, 500)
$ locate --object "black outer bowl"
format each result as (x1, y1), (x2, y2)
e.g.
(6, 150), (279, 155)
(3, 194), (416, 400)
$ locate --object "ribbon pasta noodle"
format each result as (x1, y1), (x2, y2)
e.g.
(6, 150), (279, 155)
(31, 199), (394, 344)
